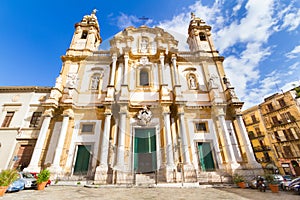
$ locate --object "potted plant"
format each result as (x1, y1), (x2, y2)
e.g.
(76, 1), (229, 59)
(265, 174), (279, 193)
(0, 169), (19, 196)
(36, 169), (50, 190)
(233, 173), (246, 188)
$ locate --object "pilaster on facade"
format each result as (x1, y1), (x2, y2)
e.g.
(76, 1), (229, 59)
(23, 108), (54, 173)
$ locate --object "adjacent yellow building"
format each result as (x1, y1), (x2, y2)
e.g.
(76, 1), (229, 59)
(243, 87), (300, 176)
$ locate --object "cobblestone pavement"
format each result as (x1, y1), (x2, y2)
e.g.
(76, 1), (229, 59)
(1, 185), (299, 200)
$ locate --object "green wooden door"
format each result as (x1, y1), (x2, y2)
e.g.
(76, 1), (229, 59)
(74, 145), (91, 174)
(134, 128), (156, 173)
(198, 142), (215, 171)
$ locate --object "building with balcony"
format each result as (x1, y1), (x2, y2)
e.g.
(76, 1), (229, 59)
(242, 105), (277, 173)
(243, 87), (300, 176)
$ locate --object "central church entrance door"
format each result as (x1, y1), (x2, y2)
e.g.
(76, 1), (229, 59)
(134, 128), (157, 173)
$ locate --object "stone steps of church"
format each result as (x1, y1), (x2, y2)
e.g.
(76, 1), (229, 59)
(197, 171), (231, 183)
(135, 174), (156, 185)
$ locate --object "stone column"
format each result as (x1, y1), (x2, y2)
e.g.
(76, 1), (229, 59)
(123, 53), (129, 85)
(178, 112), (190, 164)
(164, 112), (175, 167)
(236, 115), (261, 167)
(160, 53), (165, 84)
(116, 111), (127, 169)
(217, 114), (239, 169)
(171, 55), (178, 85)
(163, 106), (175, 182)
(24, 109), (53, 172)
(95, 111), (112, 183)
(49, 115), (70, 173)
(109, 54), (118, 85)
(100, 113), (112, 165)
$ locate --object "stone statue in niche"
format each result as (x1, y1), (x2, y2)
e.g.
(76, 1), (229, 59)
(140, 38), (148, 53)
(188, 74), (197, 89)
(91, 75), (100, 90)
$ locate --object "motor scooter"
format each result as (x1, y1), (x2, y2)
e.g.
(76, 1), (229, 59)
(257, 177), (266, 192)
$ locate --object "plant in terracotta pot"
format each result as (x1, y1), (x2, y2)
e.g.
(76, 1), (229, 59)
(37, 169), (50, 190)
(233, 173), (246, 188)
(0, 169), (19, 196)
(265, 174), (279, 193)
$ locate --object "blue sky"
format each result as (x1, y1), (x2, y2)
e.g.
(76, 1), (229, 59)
(0, 0), (300, 109)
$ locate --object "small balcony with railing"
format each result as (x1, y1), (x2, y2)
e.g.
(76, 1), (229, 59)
(253, 145), (272, 152)
(248, 131), (265, 140)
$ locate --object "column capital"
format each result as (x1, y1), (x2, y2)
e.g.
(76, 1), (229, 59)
(162, 106), (170, 114)
(62, 108), (74, 118)
(160, 52), (165, 59)
(112, 53), (117, 60)
(104, 106), (112, 115)
(124, 52), (129, 59)
(43, 108), (54, 117)
(171, 54), (177, 61)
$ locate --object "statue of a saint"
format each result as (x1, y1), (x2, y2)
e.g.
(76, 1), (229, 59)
(140, 38), (148, 53)
(189, 74), (197, 89)
(91, 76), (100, 90)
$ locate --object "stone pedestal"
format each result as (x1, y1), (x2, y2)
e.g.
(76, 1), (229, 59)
(105, 86), (115, 101)
(174, 85), (184, 101)
(94, 165), (109, 184)
(48, 165), (63, 180)
(183, 164), (197, 182)
(165, 165), (176, 183)
(115, 171), (133, 184)
(119, 85), (129, 101)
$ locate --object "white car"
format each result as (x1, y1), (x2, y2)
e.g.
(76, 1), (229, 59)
(19, 172), (37, 189)
(280, 175), (293, 190)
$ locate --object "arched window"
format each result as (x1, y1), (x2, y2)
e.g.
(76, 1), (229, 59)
(199, 33), (206, 41)
(140, 69), (149, 86)
(90, 74), (100, 90)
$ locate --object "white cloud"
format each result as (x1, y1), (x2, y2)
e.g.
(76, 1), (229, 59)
(280, 81), (300, 93)
(281, 9), (300, 31)
(115, 13), (152, 30)
(157, 13), (190, 50)
(214, 0), (275, 52)
(232, 0), (244, 15)
(288, 62), (300, 70)
(285, 45), (300, 59)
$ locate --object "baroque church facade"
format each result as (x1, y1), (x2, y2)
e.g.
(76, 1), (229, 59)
(1, 10), (262, 184)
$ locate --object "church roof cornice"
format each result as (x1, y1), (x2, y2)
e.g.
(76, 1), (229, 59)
(0, 86), (51, 93)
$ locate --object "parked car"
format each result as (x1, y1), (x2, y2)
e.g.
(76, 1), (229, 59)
(288, 177), (300, 194)
(6, 176), (25, 193)
(30, 172), (51, 187)
(19, 172), (37, 189)
(273, 174), (284, 183)
(280, 175), (292, 190)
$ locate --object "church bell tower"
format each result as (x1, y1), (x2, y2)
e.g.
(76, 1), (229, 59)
(187, 12), (217, 52)
(67, 9), (102, 56)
